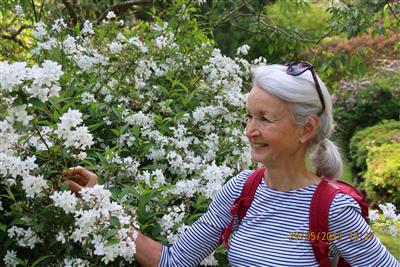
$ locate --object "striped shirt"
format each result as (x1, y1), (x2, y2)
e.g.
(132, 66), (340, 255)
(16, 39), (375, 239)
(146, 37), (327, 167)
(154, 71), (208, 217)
(159, 170), (400, 266)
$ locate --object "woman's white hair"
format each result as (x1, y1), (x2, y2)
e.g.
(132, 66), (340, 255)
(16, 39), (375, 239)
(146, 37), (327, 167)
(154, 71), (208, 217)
(253, 64), (343, 179)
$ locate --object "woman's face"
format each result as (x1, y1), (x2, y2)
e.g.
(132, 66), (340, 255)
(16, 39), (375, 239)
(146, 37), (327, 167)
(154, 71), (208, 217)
(245, 86), (304, 167)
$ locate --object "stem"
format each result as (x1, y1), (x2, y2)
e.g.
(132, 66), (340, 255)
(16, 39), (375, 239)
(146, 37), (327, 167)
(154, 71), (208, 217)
(38, 0), (46, 21)
(32, 120), (66, 190)
(32, 121), (61, 171)
(31, 0), (38, 23)
(386, 0), (400, 24)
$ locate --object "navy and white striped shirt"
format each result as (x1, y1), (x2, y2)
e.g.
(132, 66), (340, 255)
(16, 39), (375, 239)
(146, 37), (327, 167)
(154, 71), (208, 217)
(159, 170), (400, 266)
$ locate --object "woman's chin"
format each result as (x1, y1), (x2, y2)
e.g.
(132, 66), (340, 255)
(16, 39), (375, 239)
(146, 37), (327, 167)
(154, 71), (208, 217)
(251, 152), (268, 164)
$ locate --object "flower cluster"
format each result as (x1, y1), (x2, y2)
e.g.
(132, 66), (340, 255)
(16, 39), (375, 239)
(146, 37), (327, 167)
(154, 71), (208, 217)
(369, 203), (400, 236)
(159, 203), (187, 243)
(51, 185), (138, 264)
(0, 60), (63, 103)
(55, 109), (94, 151)
(7, 226), (42, 249)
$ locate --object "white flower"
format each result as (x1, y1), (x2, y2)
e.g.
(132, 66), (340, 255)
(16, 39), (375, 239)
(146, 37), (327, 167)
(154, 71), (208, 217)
(7, 226), (41, 249)
(369, 209), (379, 222)
(75, 151), (87, 160)
(62, 36), (79, 54)
(155, 35), (167, 49)
(21, 174), (48, 198)
(6, 105), (33, 126)
(128, 37), (148, 53)
(26, 60), (63, 102)
(74, 53), (109, 72)
(80, 185), (112, 204)
(63, 257), (90, 267)
(146, 148), (166, 161)
(108, 42), (124, 53)
(56, 112), (94, 150)
(201, 251), (219, 266)
(236, 44), (250, 55)
(14, 5), (25, 17)
(41, 60), (64, 84)
(81, 20), (94, 35)
(379, 203), (400, 221)
(196, 0), (207, 5)
(0, 61), (27, 92)
(74, 54), (95, 71)
(81, 92), (96, 104)
(33, 22), (47, 40)
(124, 111), (153, 128)
(252, 56), (268, 65)
(3, 250), (18, 267)
(106, 11), (116, 19)
(58, 109), (83, 130)
(151, 22), (168, 32)
(159, 204), (186, 234)
(51, 191), (79, 214)
(201, 162), (233, 199)
(56, 231), (67, 244)
(52, 18), (67, 32)
(63, 126), (94, 149)
(170, 179), (200, 197)
(49, 84), (61, 97)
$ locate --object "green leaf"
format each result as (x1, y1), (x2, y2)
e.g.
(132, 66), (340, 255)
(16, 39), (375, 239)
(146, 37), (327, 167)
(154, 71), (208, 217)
(4, 187), (15, 201)
(0, 223), (6, 232)
(111, 128), (120, 137)
(15, 257), (28, 266)
(112, 107), (122, 119)
(106, 238), (120, 246)
(110, 216), (120, 227)
(105, 229), (117, 240)
(32, 255), (54, 267)
(268, 45), (274, 55)
(88, 121), (105, 131)
(137, 190), (156, 223)
(176, 81), (189, 93)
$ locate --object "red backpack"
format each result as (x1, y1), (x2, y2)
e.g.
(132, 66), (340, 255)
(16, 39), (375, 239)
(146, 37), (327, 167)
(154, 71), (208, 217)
(219, 167), (369, 267)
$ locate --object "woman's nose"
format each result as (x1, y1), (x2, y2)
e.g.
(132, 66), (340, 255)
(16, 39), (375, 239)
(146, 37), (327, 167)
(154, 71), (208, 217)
(245, 120), (260, 139)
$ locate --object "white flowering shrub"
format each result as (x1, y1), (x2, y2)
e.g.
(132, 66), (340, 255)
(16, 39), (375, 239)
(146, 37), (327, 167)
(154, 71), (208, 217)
(0, 1), (258, 266)
(369, 203), (400, 237)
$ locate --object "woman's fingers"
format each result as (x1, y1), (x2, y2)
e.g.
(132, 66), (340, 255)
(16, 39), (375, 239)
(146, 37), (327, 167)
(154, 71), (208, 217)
(64, 166), (95, 178)
(63, 166), (98, 188)
(66, 179), (82, 193)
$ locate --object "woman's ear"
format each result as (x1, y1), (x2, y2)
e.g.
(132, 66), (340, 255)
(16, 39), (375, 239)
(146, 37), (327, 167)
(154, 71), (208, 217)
(299, 115), (320, 143)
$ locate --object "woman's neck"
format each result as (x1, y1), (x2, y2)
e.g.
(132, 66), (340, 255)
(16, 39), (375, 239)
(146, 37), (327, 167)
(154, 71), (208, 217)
(263, 163), (320, 192)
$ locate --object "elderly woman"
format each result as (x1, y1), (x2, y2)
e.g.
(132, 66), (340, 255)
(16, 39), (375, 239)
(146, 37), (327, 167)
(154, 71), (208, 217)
(66, 63), (400, 267)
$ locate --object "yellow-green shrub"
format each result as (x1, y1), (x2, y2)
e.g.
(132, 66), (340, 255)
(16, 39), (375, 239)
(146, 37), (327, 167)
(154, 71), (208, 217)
(364, 143), (400, 206)
(350, 120), (400, 171)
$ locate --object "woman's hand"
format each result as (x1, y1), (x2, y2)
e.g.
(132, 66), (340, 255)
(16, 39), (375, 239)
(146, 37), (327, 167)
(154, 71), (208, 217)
(63, 166), (98, 193)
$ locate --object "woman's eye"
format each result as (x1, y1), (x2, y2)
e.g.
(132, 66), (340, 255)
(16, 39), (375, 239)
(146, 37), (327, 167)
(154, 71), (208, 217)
(262, 117), (271, 122)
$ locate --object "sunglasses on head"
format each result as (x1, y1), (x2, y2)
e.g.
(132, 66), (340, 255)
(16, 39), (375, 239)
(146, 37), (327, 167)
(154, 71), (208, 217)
(286, 61), (325, 116)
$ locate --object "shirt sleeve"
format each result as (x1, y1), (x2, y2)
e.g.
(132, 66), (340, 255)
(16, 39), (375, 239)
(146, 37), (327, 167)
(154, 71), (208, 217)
(328, 194), (400, 267)
(158, 170), (251, 267)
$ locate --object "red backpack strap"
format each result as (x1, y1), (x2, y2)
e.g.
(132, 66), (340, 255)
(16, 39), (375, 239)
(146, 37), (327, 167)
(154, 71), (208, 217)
(309, 179), (369, 267)
(220, 167), (266, 249)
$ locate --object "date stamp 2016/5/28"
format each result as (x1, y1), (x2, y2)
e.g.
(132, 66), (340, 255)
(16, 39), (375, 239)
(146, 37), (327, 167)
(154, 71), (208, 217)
(289, 232), (374, 241)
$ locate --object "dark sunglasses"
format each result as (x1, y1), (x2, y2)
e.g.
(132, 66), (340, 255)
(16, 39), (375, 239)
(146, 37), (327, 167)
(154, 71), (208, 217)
(286, 61), (325, 116)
